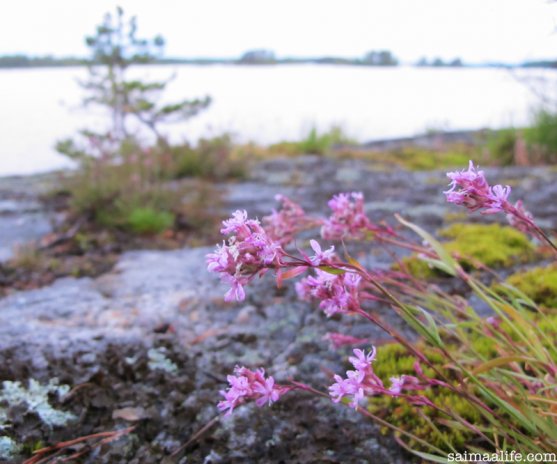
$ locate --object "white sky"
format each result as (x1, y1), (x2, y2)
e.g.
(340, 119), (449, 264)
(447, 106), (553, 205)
(2, 0), (557, 63)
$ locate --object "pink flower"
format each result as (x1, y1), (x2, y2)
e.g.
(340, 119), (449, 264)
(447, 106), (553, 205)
(296, 269), (361, 317)
(263, 195), (310, 245)
(328, 347), (384, 408)
(224, 278), (247, 302)
(388, 376), (405, 395)
(218, 366), (288, 416)
(388, 375), (422, 396)
(322, 192), (376, 240)
(329, 348), (426, 409)
(221, 209), (249, 234)
(207, 210), (284, 302)
(309, 239), (335, 266)
(446, 162), (542, 237)
(445, 161), (511, 214)
(349, 347), (377, 371)
(253, 377), (281, 407)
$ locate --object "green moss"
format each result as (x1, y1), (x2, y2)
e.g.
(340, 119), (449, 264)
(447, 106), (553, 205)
(369, 343), (479, 450)
(126, 207), (175, 235)
(398, 223), (535, 279)
(440, 223), (535, 268)
(389, 147), (472, 171)
(504, 265), (557, 309)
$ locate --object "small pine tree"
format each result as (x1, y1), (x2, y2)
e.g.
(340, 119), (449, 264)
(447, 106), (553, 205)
(58, 6), (210, 160)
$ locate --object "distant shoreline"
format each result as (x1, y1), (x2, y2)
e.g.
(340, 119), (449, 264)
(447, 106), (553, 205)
(0, 57), (555, 70)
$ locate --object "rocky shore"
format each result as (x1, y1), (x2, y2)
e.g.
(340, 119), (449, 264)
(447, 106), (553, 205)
(0, 157), (556, 463)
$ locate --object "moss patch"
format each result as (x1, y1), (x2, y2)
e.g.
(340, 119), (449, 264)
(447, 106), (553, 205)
(440, 223), (535, 268)
(397, 223), (536, 279)
(503, 265), (557, 309)
(369, 343), (479, 450)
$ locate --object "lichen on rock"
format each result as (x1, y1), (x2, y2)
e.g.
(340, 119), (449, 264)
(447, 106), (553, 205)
(0, 378), (76, 428)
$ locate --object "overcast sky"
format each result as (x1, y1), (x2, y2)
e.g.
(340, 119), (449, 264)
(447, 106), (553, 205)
(2, 0), (557, 63)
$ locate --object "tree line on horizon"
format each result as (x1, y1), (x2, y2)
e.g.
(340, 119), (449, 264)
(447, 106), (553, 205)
(0, 49), (554, 69)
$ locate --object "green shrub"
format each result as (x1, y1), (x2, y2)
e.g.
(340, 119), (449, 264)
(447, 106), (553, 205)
(269, 126), (354, 156)
(298, 126), (352, 155)
(126, 207), (175, 234)
(525, 109), (557, 163)
(486, 128), (517, 166)
(167, 136), (247, 180)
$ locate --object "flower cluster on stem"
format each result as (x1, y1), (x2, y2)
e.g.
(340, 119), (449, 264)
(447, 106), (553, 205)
(445, 161), (511, 214)
(218, 366), (290, 416)
(296, 269), (361, 317)
(329, 348), (424, 409)
(206, 210), (283, 302)
(322, 192), (388, 240)
(263, 194), (312, 245)
(445, 161), (557, 252)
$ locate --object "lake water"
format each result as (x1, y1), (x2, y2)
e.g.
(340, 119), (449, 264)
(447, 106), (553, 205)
(0, 64), (553, 176)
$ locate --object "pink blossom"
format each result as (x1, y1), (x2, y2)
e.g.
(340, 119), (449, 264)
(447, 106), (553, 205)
(224, 278), (247, 303)
(263, 195), (310, 245)
(322, 192), (366, 240)
(221, 209), (250, 234)
(296, 269), (361, 317)
(207, 210), (284, 302)
(328, 347), (384, 408)
(349, 347), (377, 371)
(445, 161), (511, 214)
(388, 375), (423, 396)
(218, 366), (288, 416)
(321, 192), (382, 240)
(446, 162), (542, 237)
(329, 348), (426, 409)
(388, 376), (405, 395)
(309, 239), (335, 266)
(253, 377), (282, 407)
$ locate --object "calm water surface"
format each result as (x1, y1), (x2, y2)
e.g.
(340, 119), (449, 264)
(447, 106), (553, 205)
(0, 65), (552, 176)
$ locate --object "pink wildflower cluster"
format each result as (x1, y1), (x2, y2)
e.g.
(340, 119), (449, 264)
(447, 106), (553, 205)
(329, 348), (423, 409)
(445, 161), (511, 214)
(296, 269), (361, 317)
(218, 366), (289, 416)
(445, 161), (542, 238)
(263, 195), (309, 245)
(322, 192), (380, 240)
(207, 210), (283, 302)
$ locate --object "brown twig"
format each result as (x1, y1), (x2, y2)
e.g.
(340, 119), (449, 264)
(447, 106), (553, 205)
(23, 426), (135, 464)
